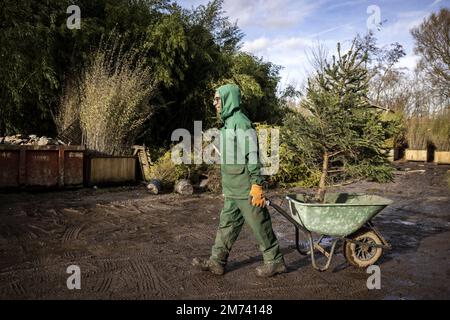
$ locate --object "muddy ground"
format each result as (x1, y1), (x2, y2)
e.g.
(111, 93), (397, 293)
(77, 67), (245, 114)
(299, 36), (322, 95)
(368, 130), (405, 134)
(0, 162), (449, 300)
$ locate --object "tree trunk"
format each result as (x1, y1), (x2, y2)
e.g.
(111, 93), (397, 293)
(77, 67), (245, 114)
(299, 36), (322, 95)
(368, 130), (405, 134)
(147, 179), (162, 195)
(174, 179), (194, 195)
(316, 151), (329, 203)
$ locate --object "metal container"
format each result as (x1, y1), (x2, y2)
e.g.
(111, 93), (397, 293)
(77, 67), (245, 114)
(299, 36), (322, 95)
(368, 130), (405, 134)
(0, 145), (84, 189)
(405, 149), (428, 162)
(434, 151), (450, 165)
(85, 156), (137, 186)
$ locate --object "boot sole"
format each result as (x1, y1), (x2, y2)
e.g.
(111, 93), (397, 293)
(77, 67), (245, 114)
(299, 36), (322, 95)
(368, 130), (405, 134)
(192, 258), (225, 276)
(256, 266), (287, 278)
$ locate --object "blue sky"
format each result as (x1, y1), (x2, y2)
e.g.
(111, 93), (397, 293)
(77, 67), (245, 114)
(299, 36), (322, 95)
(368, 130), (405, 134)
(177, 0), (449, 89)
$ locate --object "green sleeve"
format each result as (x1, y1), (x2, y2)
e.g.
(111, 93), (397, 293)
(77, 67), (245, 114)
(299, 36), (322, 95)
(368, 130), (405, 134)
(247, 152), (265, 186)
(236, 122), (265, 186)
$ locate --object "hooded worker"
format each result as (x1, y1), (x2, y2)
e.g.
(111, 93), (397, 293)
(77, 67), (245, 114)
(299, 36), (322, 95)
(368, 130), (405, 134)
(193, 84), (286, 278)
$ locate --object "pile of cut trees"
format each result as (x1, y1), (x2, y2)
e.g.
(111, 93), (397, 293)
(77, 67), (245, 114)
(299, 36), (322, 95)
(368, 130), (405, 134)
(0, 134), (65, 146)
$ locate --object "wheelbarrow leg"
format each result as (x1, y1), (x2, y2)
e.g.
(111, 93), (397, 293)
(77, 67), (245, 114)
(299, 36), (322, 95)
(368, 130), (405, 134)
(365, 221), (391, 249)
(308, 233), (340, 272)
(295, 227), (309, 256)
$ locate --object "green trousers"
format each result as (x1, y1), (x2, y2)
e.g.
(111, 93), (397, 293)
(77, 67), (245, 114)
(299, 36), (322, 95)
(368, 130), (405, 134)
(210, 198), (283, 266)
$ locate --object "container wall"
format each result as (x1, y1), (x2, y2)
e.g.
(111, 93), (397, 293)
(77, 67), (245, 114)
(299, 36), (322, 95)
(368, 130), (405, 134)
(0, 146), (84, 189)
(25, 150), (59, 186)
(88, 157), (136, 185)
(0, 150), (20, 187)
(405, 149), (428, 162)
(64, 151), (84, 186)
(434, 151), (450, 165)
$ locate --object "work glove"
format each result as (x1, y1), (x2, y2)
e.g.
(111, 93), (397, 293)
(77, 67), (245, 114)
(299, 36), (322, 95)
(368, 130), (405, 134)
(249, 184), (266, 208)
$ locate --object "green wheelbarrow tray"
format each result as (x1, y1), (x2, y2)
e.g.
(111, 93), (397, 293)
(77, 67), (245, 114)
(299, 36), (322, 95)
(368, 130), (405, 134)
(267, 193), (393, 272)
(286, 193), (393, 237)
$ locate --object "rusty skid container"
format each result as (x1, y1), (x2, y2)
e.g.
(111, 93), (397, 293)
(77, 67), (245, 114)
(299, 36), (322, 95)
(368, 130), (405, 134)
(0, 145), (84, 189)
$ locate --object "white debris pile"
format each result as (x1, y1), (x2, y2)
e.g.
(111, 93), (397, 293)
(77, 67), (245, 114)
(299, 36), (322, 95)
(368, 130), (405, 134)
(0, 134), (65, 146)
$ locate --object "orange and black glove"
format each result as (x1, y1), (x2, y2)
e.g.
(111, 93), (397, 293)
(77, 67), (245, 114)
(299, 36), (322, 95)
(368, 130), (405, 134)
(249, 184), (266, 208)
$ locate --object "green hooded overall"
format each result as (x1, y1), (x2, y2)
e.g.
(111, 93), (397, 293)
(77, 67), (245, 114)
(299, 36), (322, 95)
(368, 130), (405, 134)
(210, 84), (283, 266)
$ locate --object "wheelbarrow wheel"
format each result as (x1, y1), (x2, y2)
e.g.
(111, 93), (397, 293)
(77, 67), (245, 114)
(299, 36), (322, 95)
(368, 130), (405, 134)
(344, 228), (383, 268)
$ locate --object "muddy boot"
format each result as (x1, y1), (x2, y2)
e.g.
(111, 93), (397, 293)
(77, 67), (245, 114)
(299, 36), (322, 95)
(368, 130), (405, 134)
(192, 258), (225, 276)
(255, 260), (287, 278)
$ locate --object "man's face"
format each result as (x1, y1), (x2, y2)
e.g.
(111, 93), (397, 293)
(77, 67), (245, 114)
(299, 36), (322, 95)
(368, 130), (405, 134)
(213, 92), (221, 114)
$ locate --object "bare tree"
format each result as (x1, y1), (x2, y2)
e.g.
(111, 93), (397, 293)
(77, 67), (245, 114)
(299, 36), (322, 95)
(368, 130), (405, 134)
(411, 9), (450, 101)
(356, 31), (406, 111)
(306, 41), (329, 74)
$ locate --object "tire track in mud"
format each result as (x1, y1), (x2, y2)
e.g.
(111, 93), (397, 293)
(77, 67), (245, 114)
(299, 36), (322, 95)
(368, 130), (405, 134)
(96, 203), (142, 217)
(0, 224), (37, 242)
(79, 258), (130, 295)
(62, 224), (86, 243)
(80, 256), (130, 284)
(36, 272), (52, 288)
(10, 282), (26, 297)
(25, 228), (39, 240)
(27, 224), (56, 238)
(31, 256), (54, 269)
(128, 259), (171, 297)
(133, 246), (166, 258)
(79, 258), (123, 278)
(101, 259), (117, 273)
(189, 275), (211, 294)
(95, 277), (113, 293)
(62, 250), (92, 260)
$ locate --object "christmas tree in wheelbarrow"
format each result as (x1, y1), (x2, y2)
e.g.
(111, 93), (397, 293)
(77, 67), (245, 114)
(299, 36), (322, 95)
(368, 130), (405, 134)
(270, 40), (400, 271)
(283, 40), (399, 203)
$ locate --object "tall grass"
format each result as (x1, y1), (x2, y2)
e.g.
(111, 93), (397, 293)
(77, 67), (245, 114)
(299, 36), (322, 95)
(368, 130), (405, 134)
(431, 108), (450, 151)
(75, 35), (156, 155)
(54, 78), (81, 135)
(406, 117), (431, 149)
(405, 110), (450, 151)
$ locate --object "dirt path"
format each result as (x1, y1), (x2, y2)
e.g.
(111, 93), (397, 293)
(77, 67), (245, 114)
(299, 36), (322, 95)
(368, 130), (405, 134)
(0, 163), (449, 300)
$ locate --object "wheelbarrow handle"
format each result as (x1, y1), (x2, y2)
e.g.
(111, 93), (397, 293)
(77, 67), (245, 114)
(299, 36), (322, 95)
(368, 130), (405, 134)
(266, 198), (303, 230)
(266, 199), (284, 214)
(267, 198), (312, 257)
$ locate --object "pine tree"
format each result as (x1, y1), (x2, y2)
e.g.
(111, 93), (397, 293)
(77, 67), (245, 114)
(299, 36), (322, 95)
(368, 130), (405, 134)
(283, 41), (396, 203)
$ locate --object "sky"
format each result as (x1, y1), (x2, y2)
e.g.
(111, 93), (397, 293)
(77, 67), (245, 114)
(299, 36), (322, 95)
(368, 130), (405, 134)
(177, 0), (449, 90)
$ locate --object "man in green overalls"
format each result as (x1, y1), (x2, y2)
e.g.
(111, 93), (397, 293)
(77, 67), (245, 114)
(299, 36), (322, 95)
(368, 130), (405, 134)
(193, 84), (286, 278)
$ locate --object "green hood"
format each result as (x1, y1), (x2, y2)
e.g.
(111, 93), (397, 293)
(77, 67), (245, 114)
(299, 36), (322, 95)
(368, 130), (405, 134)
(217, 84), (241, 121)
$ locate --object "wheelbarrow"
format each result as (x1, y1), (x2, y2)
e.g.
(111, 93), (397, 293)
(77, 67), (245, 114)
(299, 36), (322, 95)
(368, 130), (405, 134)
(267, 193), (393, 272)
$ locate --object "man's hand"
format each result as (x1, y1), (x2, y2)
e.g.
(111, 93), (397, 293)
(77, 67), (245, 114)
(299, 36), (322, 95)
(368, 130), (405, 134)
(249, 184), (266, 208)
